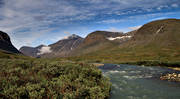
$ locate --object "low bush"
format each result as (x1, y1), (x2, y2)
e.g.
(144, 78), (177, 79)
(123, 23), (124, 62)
(0, 59), (111, 99)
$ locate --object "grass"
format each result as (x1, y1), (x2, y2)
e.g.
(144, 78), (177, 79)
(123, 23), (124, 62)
(0, 50), (29, 59)
(0, 57), (111, 99)
(65, 45), (180, 67)
(123, 60), (180, 67)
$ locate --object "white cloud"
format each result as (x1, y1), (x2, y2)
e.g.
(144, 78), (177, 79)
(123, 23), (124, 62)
(37, 46), (52, 55)
(0, 0), (179, 49)
(107, 27), (123, 32)
(171, 4), (178, 8)
(128, 26), (142, 30)
(149, 17), (168, 21)
(98, 19), (122, 24)
(0, 0), (85, 48)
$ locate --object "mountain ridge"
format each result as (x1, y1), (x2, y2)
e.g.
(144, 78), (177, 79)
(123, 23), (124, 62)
(68, 18), (180, 63)
(0, 31), (20, 53)
(19, 18), (180, 62)
(20, 34), (84, 57)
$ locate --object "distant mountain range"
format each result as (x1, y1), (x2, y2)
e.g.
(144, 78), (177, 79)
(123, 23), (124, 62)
(19, 45), (46, 57)
(19, 19), (180, 61)
(0, 19), (179, 62)
(20, 34), (84, 57)
(41, 34), (83, 57)
(19, 31), (134, 58)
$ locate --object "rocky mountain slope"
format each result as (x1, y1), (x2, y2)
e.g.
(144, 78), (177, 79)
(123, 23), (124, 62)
(42, 34), (84, 57)
(20, 34), (84, 57)
(19, 45), (46, 57)
(0, 31), (20, 53)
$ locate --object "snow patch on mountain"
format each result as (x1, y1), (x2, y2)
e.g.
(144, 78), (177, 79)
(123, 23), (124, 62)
(107, 36), (132, 41)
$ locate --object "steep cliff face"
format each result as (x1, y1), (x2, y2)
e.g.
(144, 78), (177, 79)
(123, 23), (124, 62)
(0, 31), (20, 53)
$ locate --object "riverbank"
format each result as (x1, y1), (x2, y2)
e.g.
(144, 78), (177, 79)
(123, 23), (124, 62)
(91, 61), (180, 83)
(88, 60), (180, 70)
(66, 57), (180, 68)
(168, 67), (180, 71)
(121, 60), (180, 68)
(160, 73), (180, 82)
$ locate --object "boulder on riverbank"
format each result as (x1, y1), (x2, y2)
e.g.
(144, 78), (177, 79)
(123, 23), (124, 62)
(160, 73), (180, 82)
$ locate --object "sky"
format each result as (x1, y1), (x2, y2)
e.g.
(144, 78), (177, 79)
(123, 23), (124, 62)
(0, 0), (180, 49)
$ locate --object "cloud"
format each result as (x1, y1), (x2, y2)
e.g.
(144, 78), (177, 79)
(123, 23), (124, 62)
(64, 31), (72, 35)
(107, 27), (123, 32)
(171, 4), (179, 8)
(37, 46), (52, 55)
(0, 0), (179, 49)
(98, 19), (122, 24)
(149, 17), (169, 22)
(128, 26), (142, 30)
(0, 0), (87, 48)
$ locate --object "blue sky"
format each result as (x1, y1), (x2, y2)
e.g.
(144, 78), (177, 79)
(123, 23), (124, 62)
(0, 0), (180, 49)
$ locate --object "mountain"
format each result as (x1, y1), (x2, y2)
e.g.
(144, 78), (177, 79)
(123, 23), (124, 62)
(69, 19), (180, 63)
(0, 31), (20, 53)
(69, 31), (133, 56)
(19, 31), (134, 58)
(42, 34), (84, 57)
(126, 19), (180, 47)
(20, 34), (84, 57)
(19, 45), (46, 57)
(19, 18), (180, 62)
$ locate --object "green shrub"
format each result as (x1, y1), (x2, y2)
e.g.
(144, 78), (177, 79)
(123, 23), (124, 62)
(0, 59), (111, 99)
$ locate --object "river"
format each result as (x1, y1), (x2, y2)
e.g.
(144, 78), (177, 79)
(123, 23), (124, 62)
(99, 64), (180, 99)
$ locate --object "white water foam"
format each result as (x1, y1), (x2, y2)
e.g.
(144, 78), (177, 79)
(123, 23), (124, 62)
(123, 75), (152, 80)
(109, 70), (127, 74)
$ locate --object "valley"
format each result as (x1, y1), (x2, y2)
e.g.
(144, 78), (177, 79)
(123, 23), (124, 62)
(0, 18), (180, 99)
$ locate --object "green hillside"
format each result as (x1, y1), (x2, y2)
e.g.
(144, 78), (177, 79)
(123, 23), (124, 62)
(70, 31), (123, 56)
(0, 50), (29, 59)
(67, 19), (180, 67)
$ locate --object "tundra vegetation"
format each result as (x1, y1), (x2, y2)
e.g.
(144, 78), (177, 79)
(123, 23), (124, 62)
(0, 54), (111, 99)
